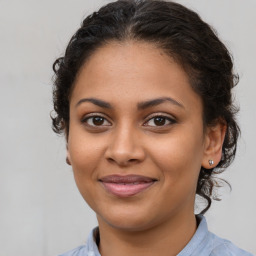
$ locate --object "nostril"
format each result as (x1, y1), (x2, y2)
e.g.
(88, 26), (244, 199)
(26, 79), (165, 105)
(107, 157), (139, 166)
(128, 159), (138, 163)
(104, 142), (146, 166)
(107, 158), (115, 163)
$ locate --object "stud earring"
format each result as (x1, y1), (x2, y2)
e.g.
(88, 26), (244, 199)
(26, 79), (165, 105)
(208, 159), (214, 166)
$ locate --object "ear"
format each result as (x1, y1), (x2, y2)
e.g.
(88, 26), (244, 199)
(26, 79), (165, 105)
(201, 120), (227, 169)
(64, 128), (72, 165)
(66, 144), (71, 166)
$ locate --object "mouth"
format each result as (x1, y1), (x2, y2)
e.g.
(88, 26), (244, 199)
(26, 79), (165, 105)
(99, 175), (157, 197)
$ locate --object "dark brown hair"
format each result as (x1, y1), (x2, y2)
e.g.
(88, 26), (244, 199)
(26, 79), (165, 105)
(52, 0), (240, 214)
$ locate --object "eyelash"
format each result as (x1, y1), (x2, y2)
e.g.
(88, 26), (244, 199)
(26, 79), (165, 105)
(81, 113), (176, 129)
(81, 114), (111, 128)
(144, 114), (176, 127)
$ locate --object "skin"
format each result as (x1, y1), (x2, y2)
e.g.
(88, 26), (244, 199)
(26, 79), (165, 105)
(67, 41), (226, 256)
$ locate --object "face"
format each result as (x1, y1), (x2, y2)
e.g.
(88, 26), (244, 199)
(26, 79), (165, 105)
(67, 41), (209, 232)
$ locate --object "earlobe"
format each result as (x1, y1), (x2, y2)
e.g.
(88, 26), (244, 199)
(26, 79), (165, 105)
(208, 159), (214, 166)
(66, 145), (72, 166)
(202, 122), (227, 169)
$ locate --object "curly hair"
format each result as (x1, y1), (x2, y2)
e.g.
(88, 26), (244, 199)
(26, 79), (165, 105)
(52, 0), (240, 214)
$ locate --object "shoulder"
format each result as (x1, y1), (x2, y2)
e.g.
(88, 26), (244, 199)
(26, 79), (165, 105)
(179, 215), (253, 256)
(208, 231), (254, 256)
(58, 245), (88, 256)
(58, 227), (100, 256)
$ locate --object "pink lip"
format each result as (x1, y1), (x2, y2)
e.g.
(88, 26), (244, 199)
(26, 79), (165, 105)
(99, 175), (157, 197)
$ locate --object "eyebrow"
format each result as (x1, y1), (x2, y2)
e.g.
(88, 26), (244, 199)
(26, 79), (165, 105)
(75, 97), (184, 109)
(76, 98), (112, 109)
(137, 97), (184, 110)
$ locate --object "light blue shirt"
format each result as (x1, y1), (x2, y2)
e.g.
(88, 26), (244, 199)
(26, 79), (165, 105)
(59, 215), (254, 256)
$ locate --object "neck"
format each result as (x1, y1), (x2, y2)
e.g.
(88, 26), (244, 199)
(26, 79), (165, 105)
(97, 211), (197, 256)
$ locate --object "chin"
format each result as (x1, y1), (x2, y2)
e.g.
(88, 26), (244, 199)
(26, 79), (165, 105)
(96, 207), (161, 232)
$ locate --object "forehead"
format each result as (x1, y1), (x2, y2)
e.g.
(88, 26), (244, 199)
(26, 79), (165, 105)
(70, 41), (202, 111)
(78, 41), (181, 83)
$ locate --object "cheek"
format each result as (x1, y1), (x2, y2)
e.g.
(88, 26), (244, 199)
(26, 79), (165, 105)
(68, 136), (104, 209)
(148, 130), (204, 184)
(146, 134), (204, 213)
(68, 133), (104, 181)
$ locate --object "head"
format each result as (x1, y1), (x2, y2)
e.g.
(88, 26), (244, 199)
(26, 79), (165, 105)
(52, 0), (239, 217)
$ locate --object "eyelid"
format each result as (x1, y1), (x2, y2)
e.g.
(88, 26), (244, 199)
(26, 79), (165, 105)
(80, 112), (176, 128)
(81, 111), (111, 120)
(81, 113), (112, 127)
(143, 113), (177, 126)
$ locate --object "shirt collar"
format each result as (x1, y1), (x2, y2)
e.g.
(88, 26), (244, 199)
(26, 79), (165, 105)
(177, 215), (209, 256)
(87, 215), (208, 256)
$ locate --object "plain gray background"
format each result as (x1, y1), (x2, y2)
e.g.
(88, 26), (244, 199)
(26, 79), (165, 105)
(1, 0), (256, 255)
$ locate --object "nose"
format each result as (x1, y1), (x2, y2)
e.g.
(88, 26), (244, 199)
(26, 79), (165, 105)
(104, 124), (146, 167)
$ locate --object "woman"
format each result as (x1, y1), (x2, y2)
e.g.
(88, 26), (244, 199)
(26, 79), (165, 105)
(52, 0), (253, 255)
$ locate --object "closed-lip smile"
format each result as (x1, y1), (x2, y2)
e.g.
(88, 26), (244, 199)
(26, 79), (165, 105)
(99, 175), (157, 197)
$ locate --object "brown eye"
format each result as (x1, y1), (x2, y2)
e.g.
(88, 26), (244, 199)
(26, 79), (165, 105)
(92, 117), (104, 125)
(154, 117), (166, 126)
(145, 115), (176, 127)
(83, 115), (111, 127)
